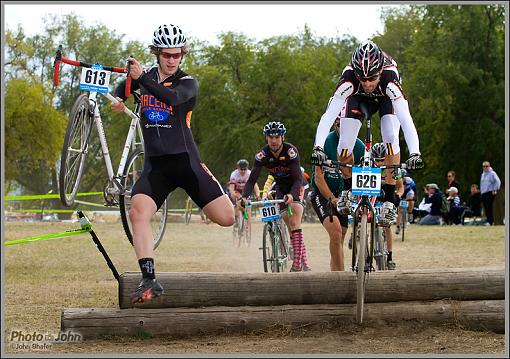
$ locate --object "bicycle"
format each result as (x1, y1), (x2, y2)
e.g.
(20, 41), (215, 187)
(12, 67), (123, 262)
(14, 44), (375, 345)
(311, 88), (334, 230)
(245, 199), (292, 272)
(398, 198), (409, 242)
(232, 207), (251, 248)
(184, 196), (193, 225)
(320, 102), (406, 324)
(53, 46), (168, 249)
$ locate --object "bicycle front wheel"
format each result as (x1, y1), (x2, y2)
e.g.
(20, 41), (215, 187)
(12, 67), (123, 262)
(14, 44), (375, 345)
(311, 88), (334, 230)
(262, 223), (278, 272)
(401, 210), (407, 242)
(374, 227), (387, 271)
(184, 201), (192, 225)
(119, 148), (168, 249)
(59, 94), (94, 207)
(356, 213), (368, 324)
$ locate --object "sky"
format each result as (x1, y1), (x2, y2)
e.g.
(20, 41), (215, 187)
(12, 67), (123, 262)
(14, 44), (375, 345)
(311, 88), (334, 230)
(3, 2), (403, 46)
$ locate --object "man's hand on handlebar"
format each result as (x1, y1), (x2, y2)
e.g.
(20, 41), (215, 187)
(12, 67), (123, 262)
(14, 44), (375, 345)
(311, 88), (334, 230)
(127, 56), (142, 80)
(283, 194), (294, 205)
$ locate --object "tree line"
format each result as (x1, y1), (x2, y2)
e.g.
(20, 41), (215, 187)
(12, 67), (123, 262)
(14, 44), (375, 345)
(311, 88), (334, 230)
(4, 4), (505, 210)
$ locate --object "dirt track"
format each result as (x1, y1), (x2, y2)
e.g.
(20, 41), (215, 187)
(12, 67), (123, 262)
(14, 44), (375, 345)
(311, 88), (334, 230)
(3, 220), (506, 355)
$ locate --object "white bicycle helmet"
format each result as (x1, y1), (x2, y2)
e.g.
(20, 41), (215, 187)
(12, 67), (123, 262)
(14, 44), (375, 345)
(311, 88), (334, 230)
(152, 24), (187, 48)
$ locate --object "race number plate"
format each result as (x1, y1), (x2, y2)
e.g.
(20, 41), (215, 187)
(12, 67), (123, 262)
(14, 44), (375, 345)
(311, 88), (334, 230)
(352, 167), (382, 196)
(259, 204), (280, 222)
(399, 199), (408, 209)
(79, 64), (111, 93)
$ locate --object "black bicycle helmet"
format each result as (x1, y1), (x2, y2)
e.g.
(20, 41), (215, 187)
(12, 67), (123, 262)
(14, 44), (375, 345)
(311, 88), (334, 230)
(351, 40), (385, 79)
(263, 121), (286, 136)
(237, 159), (249, 169)
(371, 143), (387, 160)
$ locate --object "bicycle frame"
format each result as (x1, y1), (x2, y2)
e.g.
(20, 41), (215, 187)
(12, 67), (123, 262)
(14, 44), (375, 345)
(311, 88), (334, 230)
(54, 46), (144, 198)
(92, 91), (144, 194)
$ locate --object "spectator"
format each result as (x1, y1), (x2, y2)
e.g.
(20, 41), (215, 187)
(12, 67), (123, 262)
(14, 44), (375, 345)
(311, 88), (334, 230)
(480, 161), (501, 225)
(446, 186), (462, 225)
(445, 170), (461, 195)
(418, 183), (442, 225)
(461, 184), (483, 225)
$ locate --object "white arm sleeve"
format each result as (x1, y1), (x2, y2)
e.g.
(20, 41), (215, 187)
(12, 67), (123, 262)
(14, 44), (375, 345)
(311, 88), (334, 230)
(386, 82), (421, 155)
(314, 82), (353, 148)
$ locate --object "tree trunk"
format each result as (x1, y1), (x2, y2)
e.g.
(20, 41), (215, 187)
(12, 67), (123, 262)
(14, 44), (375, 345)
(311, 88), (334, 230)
(118, 268), (504, 309)
(61, 299), (505, 340)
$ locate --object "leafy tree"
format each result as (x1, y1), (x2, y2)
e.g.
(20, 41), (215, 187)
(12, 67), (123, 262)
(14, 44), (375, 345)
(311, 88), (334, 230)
(4, 79), (66, 193)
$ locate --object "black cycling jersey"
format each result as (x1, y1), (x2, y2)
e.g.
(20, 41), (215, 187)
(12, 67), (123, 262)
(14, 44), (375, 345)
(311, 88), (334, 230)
(114, 67), (198, 157)
(242, 142), (303, 200)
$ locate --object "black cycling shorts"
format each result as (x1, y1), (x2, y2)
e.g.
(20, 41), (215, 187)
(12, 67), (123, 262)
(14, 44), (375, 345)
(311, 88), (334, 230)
(310, 190), (348, 228)
(131, 151), (225, 210)
(344, 95), (393, 120)
(275, 183), (304, 211)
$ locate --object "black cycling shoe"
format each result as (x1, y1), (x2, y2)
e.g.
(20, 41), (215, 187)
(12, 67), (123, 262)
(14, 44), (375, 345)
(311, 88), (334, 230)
(131, 278), (164, 305)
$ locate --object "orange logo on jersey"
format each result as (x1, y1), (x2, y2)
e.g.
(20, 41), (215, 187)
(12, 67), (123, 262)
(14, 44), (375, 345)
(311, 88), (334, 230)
(163, 82), (173, 86)
(279, 157), (286, 161)
(186, 111), (193, 128)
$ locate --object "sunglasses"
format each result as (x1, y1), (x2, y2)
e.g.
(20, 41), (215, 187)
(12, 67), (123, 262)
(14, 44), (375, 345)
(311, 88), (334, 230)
(160, 52), (182, 60)
(357, 73), (380, 82)
(374, 158), (385, 163)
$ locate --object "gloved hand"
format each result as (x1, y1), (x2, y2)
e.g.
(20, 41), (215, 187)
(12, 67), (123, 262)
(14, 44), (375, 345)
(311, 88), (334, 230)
(310, 146), (327, 166)
(406, 153), (424, 171)
(238, 197), (248, 208)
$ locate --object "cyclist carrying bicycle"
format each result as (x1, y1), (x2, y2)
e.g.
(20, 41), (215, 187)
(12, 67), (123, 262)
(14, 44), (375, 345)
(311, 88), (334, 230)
(111, 24), (234, 305)
(311, 40), (424, 226)
(310, 118), (364, 271)
(241, 121), (311, 272)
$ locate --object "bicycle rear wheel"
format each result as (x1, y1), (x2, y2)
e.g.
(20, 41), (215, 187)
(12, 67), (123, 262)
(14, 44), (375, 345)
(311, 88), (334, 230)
(59, 94), (94, 207)
(356, 213), (368, 324)
(119, 148), (168, 249)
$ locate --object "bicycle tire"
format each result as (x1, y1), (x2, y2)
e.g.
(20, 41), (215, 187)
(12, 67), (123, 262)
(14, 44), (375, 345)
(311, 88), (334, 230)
(59, 94), (94, 207)
(401, 210), (407, 242)
(276, 223), (289, 272)
(374, 227), (387, 271)
(237, 215), (245, 248)
(119, 148), (168, 250)
(262, 223), (274, 272)
(356, 213), (368, 324)
(244, 216), (252, 247)
(184, 201), (192, 225)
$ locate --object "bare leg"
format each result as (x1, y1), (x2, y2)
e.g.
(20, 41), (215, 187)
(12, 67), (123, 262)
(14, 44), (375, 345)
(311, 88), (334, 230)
(130, 194), (158, 259)
(202, 194), (235, 227)
(323, 216), (344, 271)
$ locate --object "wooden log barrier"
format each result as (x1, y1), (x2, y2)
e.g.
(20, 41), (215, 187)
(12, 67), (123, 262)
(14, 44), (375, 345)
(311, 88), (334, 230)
(118, 268), (504, 309)
(62, 299), (505, 339)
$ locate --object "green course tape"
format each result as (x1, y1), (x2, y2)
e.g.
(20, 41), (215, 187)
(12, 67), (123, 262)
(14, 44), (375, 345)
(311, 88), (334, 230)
(11, 209), (77, 214)
(4, 228), (91, 246)
(5, 192), (103, 201)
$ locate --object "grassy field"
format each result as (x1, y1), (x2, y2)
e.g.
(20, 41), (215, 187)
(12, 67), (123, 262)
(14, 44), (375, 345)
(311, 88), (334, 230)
(2, 217), (506, 354)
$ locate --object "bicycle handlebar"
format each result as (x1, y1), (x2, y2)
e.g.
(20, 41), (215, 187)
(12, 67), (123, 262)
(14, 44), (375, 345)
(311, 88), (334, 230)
(53, 45), (130, 97)
(322, 159), (407, 171)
